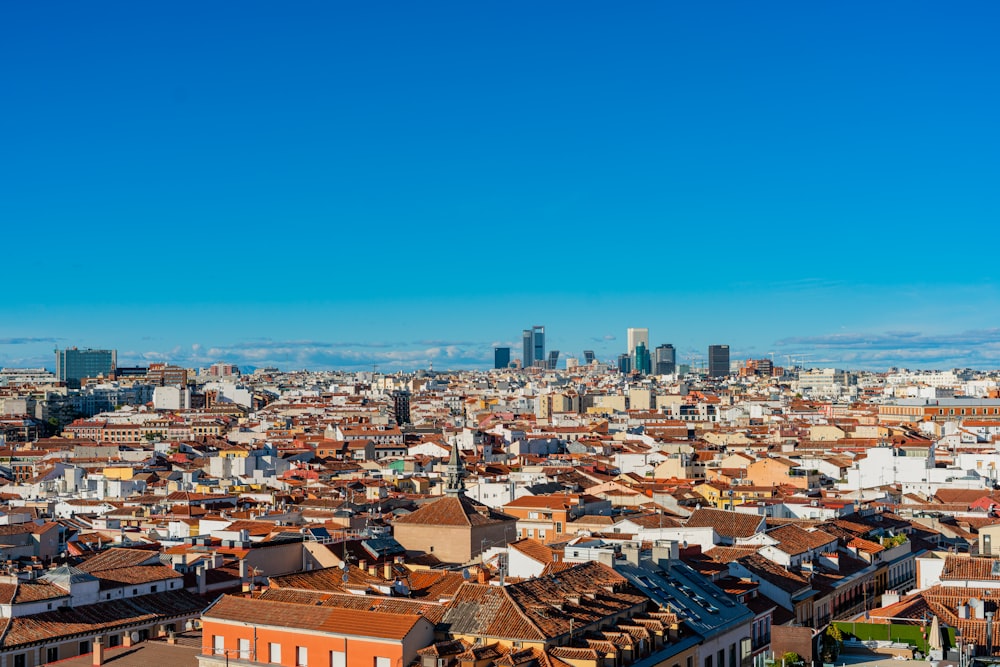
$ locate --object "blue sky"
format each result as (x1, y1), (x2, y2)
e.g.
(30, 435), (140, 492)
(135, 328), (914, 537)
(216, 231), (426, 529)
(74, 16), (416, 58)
(2, 2), (1000, 372)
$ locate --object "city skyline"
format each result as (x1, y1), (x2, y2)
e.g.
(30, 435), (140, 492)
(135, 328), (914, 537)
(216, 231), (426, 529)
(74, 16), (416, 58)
(3, 3), (1000, 372)
(4, 328), (1000, 374)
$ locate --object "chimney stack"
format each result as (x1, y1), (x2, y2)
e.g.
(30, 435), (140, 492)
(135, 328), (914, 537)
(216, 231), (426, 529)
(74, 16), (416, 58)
(92, 636), (104, 666)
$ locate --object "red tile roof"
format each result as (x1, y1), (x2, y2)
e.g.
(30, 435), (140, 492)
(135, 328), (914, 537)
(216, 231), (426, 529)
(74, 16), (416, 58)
(204, 595), (424, 640)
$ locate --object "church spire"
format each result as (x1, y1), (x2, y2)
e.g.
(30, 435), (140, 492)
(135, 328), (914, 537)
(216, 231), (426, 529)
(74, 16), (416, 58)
(444, 439), (466, 497)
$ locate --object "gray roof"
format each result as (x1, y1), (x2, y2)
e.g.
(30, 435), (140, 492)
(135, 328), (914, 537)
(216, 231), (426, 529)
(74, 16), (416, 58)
(40, 565), (99, 588)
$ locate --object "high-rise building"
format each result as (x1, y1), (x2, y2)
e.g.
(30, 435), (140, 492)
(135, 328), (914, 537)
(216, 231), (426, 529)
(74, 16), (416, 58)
(627, 328), (651, 374)
(627, 328), (649, 355)
(533, 326), (545, 367)
(583, 350), (596, 365)
(522, 330), (533, 368)
(547, 350), (560, 370)
(633, 343), (652, 375)
(708, 344), (730, 378)
(617, 353), (632, 374)
(494, 347), (511, 370)
(654, 344), (676, 375)
(522, 326), (545, 368)
(55, 347), (116, 389)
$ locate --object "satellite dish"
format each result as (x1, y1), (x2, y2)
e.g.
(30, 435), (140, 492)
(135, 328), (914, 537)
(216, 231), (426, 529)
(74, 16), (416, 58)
(185, 620), (194, 631)
(339, 561), (348, 571)
(342, 572), (350, 583)
(462, 568), (471, 580)
(130, 632), (140, 644)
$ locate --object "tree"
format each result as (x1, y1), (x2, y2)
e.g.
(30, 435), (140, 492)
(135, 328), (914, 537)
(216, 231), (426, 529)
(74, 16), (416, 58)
(823, 625), (843, 661)
(780, 652), (803, 666)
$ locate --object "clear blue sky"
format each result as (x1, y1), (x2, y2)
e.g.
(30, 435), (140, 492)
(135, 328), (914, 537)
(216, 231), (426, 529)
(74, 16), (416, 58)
(3, 2), (999, 371)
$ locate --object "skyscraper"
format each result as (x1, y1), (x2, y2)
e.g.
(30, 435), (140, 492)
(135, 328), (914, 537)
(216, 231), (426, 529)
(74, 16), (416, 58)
(617, 353), (632, 374)
(654, 344), (676, 375)
(708, 344), (730, 378)
(522, 326), (545, 368)
(633, 343), (652, 375)
(55, 347), (116, 389)
(626, 328), (651, 375)
(627, 328), (649, 355)
(494, 347), (511, 370)
(547, 350), (560, 370)
(533, 326), (545, 367)
(583, 350), (596, 365)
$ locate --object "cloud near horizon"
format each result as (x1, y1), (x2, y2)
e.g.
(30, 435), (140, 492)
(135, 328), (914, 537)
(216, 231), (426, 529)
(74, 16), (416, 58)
(774, 329), (1000, 369)
(125, 338), (493, 371)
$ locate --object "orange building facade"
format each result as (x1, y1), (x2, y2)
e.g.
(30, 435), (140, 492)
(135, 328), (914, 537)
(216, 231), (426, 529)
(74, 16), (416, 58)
(199, 596), (436, 667)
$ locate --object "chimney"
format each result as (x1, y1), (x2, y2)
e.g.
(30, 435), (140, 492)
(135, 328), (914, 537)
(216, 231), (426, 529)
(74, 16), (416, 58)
(987, 611), (994, 655)
(239, 559), (248, 582)
(652, 540), (678, 568)
(123, 632), (135, 648)
(477, 567), (492, 585)
(383, 561), (393, 581)
(358, 560), (367, 572)
(92, 636), (104, 666)
(622, 542), (641, 566)
(196, 563), (207, 596)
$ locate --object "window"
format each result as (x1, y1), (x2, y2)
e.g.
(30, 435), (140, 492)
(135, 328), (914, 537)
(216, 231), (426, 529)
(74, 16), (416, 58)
(47, 647), (59, 663)
(109, 635), (121, 648)
(13, 655), (25, 667)
(555, 522), (563, 533)
(297, 646), (308, 666)
(151, 585), (158, 593)
(376, 658), (391, 667)
(239, 638), (251, 660)
(214, 635), (225, 655)
(729, 643), (736, 667)
(705, 655), (713, 667)
(269, 642), (282, 663)
(133, 588), (138, 595)
(331, 650), (346, 667)
(80, 640), (91, 655)
(106, 593), (111, 599)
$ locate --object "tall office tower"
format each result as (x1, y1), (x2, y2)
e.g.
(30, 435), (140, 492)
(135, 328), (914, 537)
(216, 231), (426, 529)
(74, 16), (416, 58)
(522, 330), (533, 368)
(532, 326), (545, 367)
(627, 328), (649, 355)
(633, 343), (652, 375)
(547, 350), (560, 370)
(708, 344), (730, 378)
(522, 326), (545, 367)
(617, 353), (632, 374)
(583, 350), (596, 365)
(654, 344), (676, 375)
(55, 347), (116, 389)
(494, 347), (511, 370)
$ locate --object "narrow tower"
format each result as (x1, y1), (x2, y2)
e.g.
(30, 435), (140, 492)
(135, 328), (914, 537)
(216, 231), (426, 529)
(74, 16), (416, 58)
(444, 439), (466, 497)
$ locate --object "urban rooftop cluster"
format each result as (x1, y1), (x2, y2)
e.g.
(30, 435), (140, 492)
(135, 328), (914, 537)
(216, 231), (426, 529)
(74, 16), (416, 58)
(0, 339), (999, 667)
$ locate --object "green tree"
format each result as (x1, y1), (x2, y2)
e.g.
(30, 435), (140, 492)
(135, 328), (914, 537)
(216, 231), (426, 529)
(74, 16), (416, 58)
(823, 625), (843, 661)
(780, 652), (802, 666)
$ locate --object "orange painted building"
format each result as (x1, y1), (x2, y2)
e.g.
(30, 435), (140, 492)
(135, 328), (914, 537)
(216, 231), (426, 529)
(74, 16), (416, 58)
(199, 595), (435, 667)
